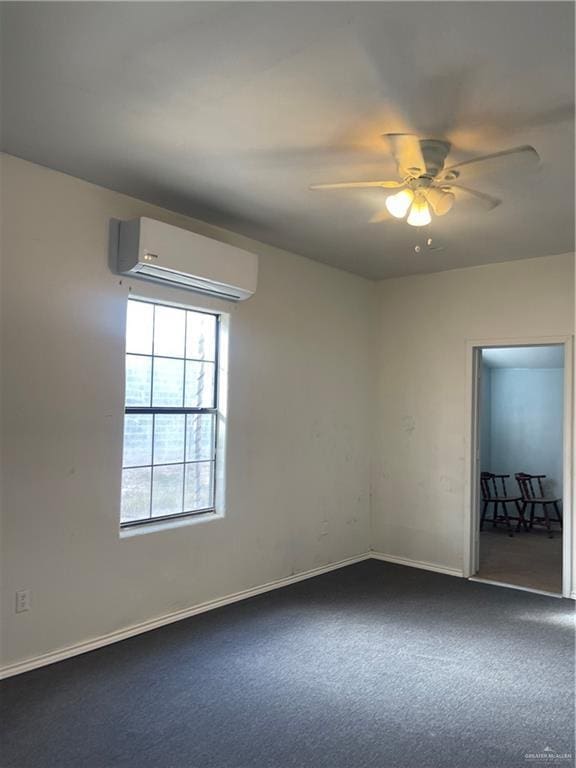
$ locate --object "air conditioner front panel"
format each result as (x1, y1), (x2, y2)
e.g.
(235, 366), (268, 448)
(132, 263), (252, 301)
(117, 217), (258, 300)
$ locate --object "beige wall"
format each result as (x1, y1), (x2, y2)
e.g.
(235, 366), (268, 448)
(372, 254), (574, 573)
(0, 155), (377, 668)
(1, 154), (574, 673)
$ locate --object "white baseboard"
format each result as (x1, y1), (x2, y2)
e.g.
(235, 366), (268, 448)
(0, 553), (370, 680)
(11, 549), (554, 680)
(370, 551), (465, 578)
(3, 541), (569, 680)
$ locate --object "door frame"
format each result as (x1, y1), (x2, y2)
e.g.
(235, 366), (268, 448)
(463, 335), (574, 598)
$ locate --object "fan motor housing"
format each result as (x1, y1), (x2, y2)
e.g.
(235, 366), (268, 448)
(419, 139), (451, 178)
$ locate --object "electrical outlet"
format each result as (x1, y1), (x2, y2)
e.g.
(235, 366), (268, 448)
(15, 589), (31, 613)
(320, 521), (329, 536)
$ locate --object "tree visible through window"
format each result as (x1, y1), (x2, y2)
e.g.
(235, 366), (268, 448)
(120, 298), (218, 526)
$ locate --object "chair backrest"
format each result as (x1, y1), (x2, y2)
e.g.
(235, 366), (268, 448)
(515, 472), (546, 500)
(480, 472), (509, 499)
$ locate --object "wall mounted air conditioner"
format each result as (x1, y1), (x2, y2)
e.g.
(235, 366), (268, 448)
(117, 217), (258, 301)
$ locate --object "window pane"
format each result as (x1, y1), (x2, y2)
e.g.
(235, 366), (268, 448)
(125, 355), (152, 406)
(185, 361), (215, 408)
(152, 358), (184, 407)
(123, 414), (153, 467)
(152, 464), (184, 518)
(184, 461), (213, 511)
(154, 414), (185, 465)
(186, 312), (216, 361)
(126, 301), (153, 355)
(121, 467), (151, 523)
(186, 414), (215, 462)
(154, 305), (186, 358)
(121, 301), (220, 526)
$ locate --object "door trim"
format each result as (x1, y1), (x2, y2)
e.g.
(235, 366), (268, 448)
(463, 335), (573, 598)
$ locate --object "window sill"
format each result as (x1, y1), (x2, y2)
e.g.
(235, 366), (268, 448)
(119, 510), (223, 538)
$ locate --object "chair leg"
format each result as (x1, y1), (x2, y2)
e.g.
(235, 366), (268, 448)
(502, 502), (514, 537)
(529, 503), (535, 530)
(514, 500), (526, 532)
(480, 501), (488, 531)
(542, 503), (553, 538)
(553, 501), (563, 529)
(492, 501), (498, 527)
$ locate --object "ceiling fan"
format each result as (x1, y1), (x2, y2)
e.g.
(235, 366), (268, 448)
(310, 134), (540, 226)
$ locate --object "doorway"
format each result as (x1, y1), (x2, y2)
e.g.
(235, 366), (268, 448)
(465, 338), (573, 597)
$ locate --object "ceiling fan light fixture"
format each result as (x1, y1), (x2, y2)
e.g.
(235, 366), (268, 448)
(407, 195), (431, 227)
(425, 187), (455, 216)
(385, 189), (414, 218)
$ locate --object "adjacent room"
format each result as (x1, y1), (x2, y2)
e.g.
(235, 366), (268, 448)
(0, 3), (574, 768)
(476, 345), (566, 594)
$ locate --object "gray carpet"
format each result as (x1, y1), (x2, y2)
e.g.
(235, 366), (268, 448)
(0, 560), (574, 768)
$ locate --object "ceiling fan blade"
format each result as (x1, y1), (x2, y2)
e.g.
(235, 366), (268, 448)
(309, 180), (402, 190)
(445, 183), (502, 210)
(383, 134), (426, 177)
(369, 209), (393, 224)
(440, 145), (540, 181)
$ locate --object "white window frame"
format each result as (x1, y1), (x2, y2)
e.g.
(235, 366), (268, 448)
(120, 296), (224, 529)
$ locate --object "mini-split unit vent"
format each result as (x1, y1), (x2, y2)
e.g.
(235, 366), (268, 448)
(117, 217), (258, 301)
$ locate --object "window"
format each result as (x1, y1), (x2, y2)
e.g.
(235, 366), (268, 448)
(120, 298), (219, 526)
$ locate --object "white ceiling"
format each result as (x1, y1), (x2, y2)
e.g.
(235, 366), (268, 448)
(1, 2), (574, 279)
(482, 346), (565, 369)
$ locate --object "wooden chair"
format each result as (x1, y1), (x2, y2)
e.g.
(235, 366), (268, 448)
(480, 472), (526, 536)
(515, 473), (562, 538)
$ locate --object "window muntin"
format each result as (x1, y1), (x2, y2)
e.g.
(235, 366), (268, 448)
(120, 298), (218, 526)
